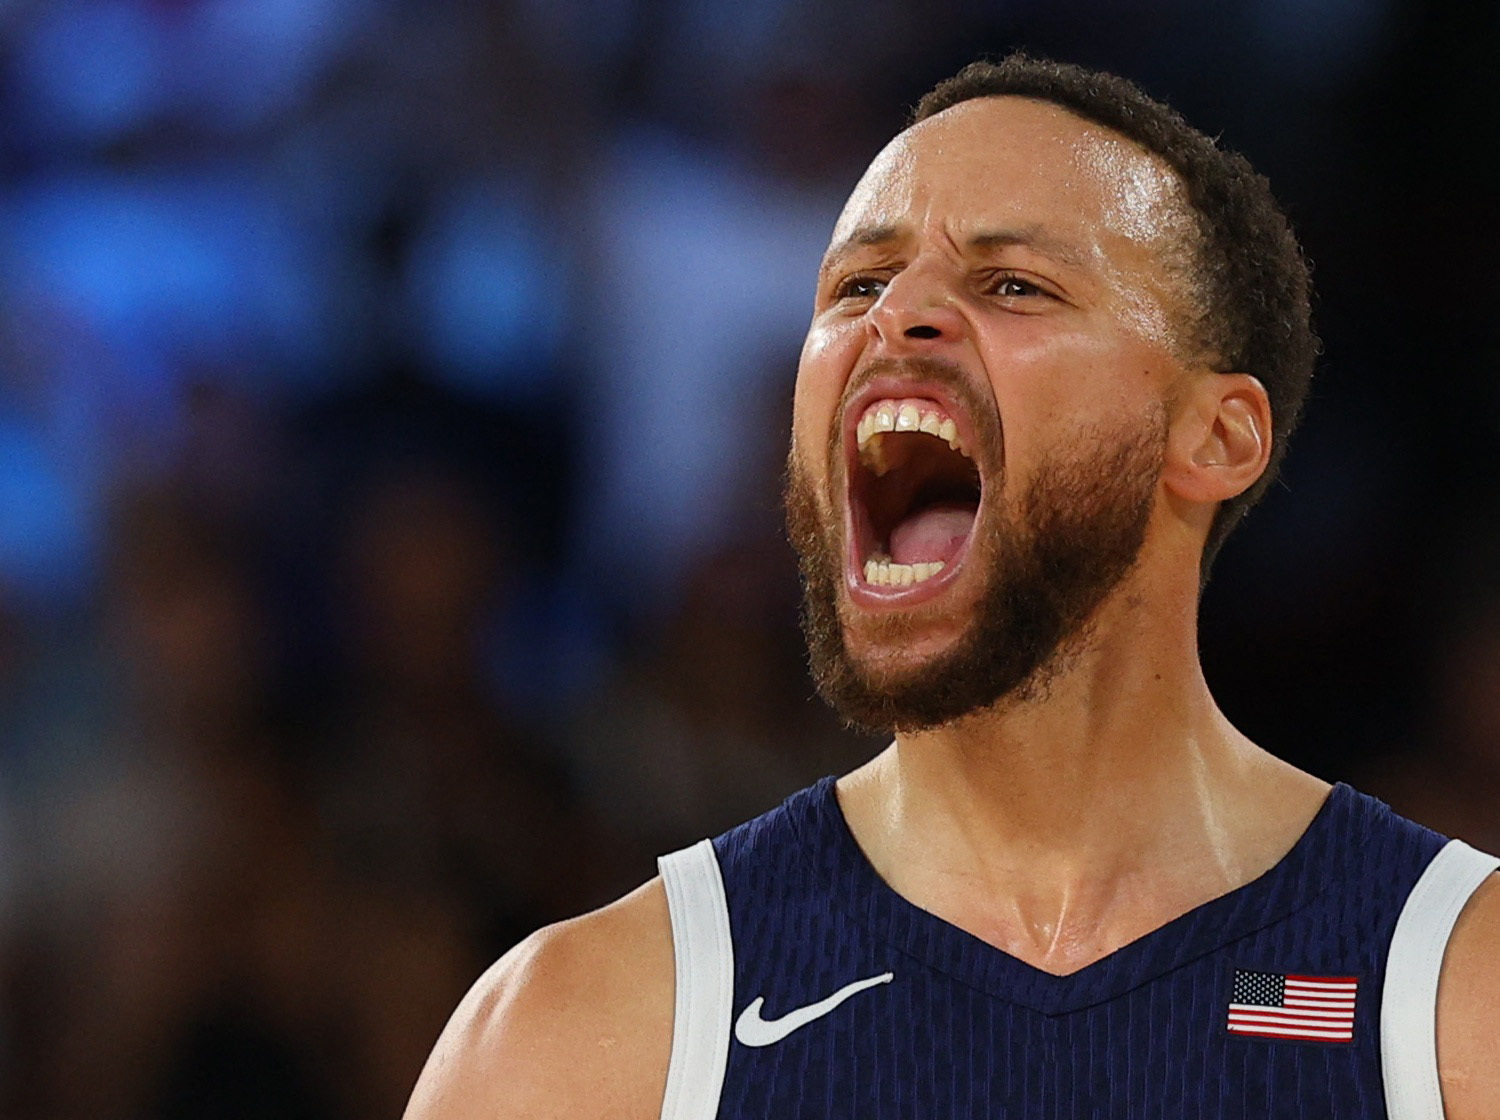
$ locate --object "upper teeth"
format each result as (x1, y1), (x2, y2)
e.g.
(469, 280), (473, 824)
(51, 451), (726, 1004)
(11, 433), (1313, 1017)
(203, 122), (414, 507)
(856, 399), (965, 475)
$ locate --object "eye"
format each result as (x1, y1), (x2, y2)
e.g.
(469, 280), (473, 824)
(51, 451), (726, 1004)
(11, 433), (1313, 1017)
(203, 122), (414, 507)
(987, 272), (1047, 299)
(834, 274), (888, 301)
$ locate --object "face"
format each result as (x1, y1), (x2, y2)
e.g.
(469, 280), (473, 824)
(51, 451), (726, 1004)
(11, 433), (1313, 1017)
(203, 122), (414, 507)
(786, 96), (1195, 732)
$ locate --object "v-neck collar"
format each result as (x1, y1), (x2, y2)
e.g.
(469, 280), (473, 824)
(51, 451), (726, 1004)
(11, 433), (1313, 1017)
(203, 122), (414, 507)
(793, 777), (1361, 1015)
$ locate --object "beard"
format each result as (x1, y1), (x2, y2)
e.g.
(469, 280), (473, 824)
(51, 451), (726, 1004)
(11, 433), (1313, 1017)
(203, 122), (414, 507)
(785, 409), (1166, 735)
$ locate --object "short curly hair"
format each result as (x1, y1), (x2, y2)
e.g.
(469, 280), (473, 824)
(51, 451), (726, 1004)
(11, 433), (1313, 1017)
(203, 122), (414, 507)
(913, 55), (1318, 573)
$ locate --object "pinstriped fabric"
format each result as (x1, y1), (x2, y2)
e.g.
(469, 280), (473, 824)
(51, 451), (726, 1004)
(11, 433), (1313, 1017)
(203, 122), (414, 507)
(709, 779), (1447, 1119)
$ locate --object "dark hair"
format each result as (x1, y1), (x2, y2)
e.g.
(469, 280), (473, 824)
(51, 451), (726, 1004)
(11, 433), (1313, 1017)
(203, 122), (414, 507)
(913, 55), (1318, 573)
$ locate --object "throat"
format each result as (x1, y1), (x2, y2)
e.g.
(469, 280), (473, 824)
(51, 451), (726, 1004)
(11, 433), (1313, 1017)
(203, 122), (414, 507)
(887, 500), (977, 566)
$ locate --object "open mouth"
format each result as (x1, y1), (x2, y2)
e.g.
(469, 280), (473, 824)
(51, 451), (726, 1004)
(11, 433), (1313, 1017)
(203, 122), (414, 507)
(846, 395), (982, 593)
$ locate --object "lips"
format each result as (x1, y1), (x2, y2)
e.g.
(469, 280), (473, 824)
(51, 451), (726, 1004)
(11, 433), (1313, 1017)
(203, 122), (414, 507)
(840, 376), (988, 606)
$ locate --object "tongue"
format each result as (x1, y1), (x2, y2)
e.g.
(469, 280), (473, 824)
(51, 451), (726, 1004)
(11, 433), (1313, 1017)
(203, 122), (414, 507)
(889, 501), (977, 566)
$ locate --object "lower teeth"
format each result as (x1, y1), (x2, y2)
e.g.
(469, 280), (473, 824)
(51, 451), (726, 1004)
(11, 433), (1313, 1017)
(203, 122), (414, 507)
(863, 558), (945, 587)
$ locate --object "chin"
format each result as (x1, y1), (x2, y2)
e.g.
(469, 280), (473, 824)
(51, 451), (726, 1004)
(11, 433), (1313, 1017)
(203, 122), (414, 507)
(839, 614), (973, 676)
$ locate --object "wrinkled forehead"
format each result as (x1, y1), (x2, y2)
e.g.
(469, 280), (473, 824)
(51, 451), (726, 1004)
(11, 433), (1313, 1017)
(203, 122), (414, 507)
(829, 96), (1193, 264)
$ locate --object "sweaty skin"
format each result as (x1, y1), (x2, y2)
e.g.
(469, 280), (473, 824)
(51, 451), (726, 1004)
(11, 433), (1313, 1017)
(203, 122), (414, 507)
(403, 97), (1500, 1120)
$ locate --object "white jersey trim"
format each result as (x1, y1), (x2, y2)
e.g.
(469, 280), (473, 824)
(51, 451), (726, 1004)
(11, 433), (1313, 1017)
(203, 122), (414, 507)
(658, 839), (734, 1120)
(1381, 838), (1499, 1120)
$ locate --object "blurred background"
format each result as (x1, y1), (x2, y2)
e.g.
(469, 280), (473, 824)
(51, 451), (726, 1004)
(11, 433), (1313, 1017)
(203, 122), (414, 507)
(0, 0), (1496, 1114)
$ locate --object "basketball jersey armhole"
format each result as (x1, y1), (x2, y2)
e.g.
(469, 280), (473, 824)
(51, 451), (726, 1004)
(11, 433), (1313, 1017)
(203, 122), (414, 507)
(658, 839), (734, 1120)
(1381, 838), (1500, 1120)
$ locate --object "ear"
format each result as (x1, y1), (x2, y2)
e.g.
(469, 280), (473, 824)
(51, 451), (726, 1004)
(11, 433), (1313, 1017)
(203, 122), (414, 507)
(1162, 373), (1272, 505)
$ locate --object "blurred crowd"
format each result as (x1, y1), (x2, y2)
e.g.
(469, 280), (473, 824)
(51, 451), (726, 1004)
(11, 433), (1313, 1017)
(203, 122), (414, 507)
(0, 0), (1497, 1115)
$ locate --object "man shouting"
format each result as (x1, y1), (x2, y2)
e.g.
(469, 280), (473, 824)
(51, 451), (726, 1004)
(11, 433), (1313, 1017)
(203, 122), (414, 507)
(406, 54), (1500, 1119)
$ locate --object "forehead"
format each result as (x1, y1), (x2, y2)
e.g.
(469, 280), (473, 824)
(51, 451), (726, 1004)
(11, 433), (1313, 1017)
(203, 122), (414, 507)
(829, 96), (1190, 267)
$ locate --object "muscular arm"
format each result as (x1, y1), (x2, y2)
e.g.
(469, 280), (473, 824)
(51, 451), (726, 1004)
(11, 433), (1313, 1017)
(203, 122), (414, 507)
(1437, 874), (1500, 1119)
(404, 879), (676, 1120)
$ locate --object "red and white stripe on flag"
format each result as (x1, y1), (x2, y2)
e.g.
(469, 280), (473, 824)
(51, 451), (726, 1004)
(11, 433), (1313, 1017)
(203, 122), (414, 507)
(1226, 970), (1358, 1042)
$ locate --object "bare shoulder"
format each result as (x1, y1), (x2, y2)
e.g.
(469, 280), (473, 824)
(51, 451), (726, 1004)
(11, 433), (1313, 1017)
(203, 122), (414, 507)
(1437, 872), (1500, 1120)
(403, 877), (675, 1120)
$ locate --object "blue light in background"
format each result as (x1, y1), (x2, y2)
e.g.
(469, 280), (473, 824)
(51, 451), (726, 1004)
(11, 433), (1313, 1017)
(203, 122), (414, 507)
(403, 179), (571, 399)
(0, 419), (93, 611)
(11, 0), (167, 146)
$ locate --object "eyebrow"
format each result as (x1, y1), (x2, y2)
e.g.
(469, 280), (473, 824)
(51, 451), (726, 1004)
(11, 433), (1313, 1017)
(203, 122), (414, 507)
(819, 225), (902, 276)
(819, 224), (1089, 276)
(968, 227), (1088, 268)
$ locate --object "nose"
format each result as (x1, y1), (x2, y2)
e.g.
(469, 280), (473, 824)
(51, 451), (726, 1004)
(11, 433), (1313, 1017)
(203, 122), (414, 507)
(866, 257), (968, 350)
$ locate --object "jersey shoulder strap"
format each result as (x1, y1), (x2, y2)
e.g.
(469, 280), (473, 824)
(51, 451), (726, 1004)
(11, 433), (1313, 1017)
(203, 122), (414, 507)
(1381, 838), (1500, 1120)
(657, 839), (734, 1120)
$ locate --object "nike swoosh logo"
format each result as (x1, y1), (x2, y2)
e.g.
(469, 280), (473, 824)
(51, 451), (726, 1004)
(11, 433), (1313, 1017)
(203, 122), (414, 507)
(733, 971), (895, 1047)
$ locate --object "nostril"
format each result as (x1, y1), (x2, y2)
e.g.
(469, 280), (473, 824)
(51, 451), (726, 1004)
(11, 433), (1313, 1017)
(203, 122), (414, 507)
(904, 325), (941, 340)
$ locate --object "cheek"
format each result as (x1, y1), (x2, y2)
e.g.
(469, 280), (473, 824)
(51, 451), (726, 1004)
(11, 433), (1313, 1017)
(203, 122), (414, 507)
(982, 327), (1165, 470)
(791, 318), (861, 472)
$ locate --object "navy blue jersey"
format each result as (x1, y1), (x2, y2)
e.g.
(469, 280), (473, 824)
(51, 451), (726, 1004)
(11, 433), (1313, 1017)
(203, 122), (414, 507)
(656, 777), (1499, 1120)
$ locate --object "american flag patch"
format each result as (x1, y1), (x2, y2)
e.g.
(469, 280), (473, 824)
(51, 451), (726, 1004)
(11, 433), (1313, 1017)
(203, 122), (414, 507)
(1226, 970), (1357, 1042)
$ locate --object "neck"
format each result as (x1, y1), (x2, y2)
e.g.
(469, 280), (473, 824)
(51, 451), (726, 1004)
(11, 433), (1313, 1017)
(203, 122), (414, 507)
(835, 567), (1328, 974)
